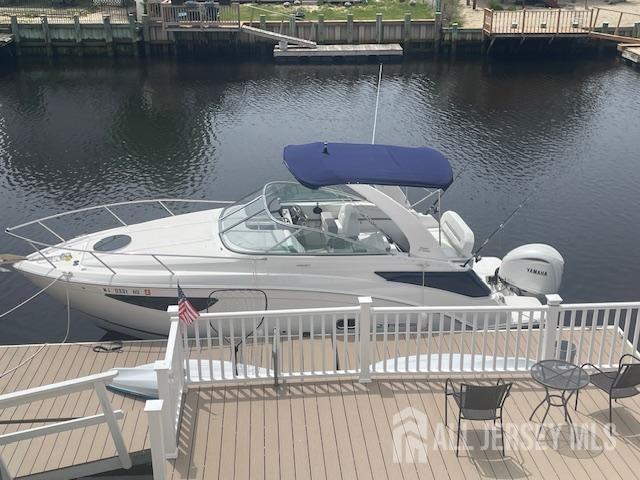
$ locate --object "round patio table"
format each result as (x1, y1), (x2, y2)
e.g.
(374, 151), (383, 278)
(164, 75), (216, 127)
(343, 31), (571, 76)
(529, 359), (590, 433)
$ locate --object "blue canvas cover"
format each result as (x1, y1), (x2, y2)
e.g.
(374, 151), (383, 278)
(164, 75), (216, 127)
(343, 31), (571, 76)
(283, 142), (453, 190)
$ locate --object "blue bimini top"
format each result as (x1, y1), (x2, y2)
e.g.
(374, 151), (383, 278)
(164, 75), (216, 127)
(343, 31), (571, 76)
(283, 142), (453, 190)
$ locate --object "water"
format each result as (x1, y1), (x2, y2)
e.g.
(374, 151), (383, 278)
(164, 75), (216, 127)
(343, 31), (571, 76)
(0, 57), (638, 344)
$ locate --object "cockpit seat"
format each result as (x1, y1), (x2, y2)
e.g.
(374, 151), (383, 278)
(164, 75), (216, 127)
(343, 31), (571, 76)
(440, 210), (474, 258)
(321, 212), (339, 235)
(337, 204), (360, 239)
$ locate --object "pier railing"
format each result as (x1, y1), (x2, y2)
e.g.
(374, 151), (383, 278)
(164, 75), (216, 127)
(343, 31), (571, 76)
(163, 295), (640, 384)
(0, 1), (134, 25)
(483, 8), (593, 36)
(149, 0), (240, 29)
(0, 371), (132, 480)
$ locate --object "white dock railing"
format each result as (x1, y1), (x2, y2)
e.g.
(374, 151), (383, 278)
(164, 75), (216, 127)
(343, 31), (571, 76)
(163, 294), (640, 383)
(0, 370), (131, 480)
(145, 295), (640, 479)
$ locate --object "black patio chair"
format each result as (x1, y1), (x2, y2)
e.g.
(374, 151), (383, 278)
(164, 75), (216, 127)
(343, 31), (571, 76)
(576, 354), (640, 434)
(444, 379), (512, 456)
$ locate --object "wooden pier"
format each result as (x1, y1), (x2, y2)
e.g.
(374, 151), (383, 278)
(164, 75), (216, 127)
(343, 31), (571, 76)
(483, 7), (640, 42)
(619, 43), (640, 66)
(0, 340), (166, 479)
(0, 33), (13, 48)
(274, 43), (403, 60)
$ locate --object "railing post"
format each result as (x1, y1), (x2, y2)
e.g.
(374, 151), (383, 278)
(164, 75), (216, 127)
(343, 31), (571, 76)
(0, 456), (11, 480)
(358, 297), (373, 384)
(95, 381), (132, 469)
(145, 400), (167, 480)
(272, 327), (280, 386)
(154, 360), (178, 458)
(542, 294), (563, 360)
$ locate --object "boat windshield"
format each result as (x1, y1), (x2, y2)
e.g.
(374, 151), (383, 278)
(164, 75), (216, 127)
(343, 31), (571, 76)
(219, 182), (393, 255)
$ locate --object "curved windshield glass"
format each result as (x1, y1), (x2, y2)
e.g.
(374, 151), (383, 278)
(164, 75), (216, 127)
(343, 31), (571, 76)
(219, 182), (393, 256)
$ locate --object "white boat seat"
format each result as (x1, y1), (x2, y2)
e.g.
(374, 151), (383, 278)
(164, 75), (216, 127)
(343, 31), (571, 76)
(337, 203), (360, 239)
(440, 210), (474, 258)
(321, 212), (339, 235)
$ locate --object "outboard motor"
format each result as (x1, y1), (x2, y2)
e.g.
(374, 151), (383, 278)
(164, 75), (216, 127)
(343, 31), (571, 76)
(497, 244), (564, 298)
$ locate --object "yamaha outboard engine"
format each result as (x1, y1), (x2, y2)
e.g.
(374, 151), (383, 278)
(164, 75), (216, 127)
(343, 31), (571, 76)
(497, 244), (564, 298)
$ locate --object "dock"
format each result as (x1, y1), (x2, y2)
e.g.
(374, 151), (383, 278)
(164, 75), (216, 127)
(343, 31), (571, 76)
(0, 340), (166, 479)
(0, 33), (13, 48)
(619, 43), (640, 66)
(3, 296), (640, 479)
(273, 43), (403, 60)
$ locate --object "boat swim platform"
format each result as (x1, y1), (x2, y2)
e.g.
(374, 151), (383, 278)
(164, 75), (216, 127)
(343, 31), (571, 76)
(0, 340), (167, 479)
(164, 327), (640, 480)
(274, 43), (403, 61)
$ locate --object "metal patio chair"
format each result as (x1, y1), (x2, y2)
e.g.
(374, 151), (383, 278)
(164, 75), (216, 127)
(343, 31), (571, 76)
(576, 354), (640, 434)
(444, 379), (512, 456)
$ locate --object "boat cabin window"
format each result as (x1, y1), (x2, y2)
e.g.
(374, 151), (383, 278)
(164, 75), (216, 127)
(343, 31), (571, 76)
(219, 182), (395, 256)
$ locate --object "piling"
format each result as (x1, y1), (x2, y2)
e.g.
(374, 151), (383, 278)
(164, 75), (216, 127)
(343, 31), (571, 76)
(347, 13), (354, 44)
(434, 11), (442, 56)
(376, 13), (382, 44)
(289, 14), (295, 37)
(142, 14), (151, 57)
(403, 13), (411, 46)
(103, 15), (114, 57)
(41, 15), (52, 57)
(259, 14), (266, 30)
(74, 15), (83, 56)
(451, 22), (458, 57)
(318, 14), (324, 44)
(129, 13), (139, 57)
(634, 22), (640, 39)
(10, 16), (20, 57)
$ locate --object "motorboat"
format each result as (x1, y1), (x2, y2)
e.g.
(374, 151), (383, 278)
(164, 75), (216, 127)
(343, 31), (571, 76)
(7, 142), (564, 338)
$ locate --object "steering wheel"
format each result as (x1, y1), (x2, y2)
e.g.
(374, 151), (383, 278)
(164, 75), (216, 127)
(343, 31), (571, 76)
(288, 205), (308, 226)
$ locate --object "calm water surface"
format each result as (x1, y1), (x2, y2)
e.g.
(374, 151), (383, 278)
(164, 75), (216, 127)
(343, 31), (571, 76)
(0, 58), (639, 344)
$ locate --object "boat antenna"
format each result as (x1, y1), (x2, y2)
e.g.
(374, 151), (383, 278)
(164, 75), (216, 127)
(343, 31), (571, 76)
(463, 189), (538, 267)
(371, 63), (383, 144)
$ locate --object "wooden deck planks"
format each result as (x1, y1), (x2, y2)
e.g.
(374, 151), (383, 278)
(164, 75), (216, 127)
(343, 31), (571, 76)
(0, 340), (166, 479)
(167, 326), (640, 480)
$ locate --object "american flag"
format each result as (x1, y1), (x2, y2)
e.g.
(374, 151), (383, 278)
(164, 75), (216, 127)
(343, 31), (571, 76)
(178, 284), (199, 326)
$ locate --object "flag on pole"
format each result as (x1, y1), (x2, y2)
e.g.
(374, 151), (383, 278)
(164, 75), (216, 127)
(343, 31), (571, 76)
(178, 283), (199, 326)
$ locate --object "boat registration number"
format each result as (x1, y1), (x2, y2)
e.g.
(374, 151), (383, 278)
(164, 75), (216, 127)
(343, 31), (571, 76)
(102, 287), (152, 296)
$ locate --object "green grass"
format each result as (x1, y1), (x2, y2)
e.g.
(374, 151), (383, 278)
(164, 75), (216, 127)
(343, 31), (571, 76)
(240, 0), (435, 22)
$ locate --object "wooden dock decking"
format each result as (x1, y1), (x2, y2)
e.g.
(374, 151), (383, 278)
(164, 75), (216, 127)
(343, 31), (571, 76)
(167, 377), (640, 480)
(619, 44), (640, 65)
(0, 340), (166, 479)
(0, 33), (13, 48)
(273, 43), (404, 59)
(166, 326), (640, 479)
(0, 318), (638, 480)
